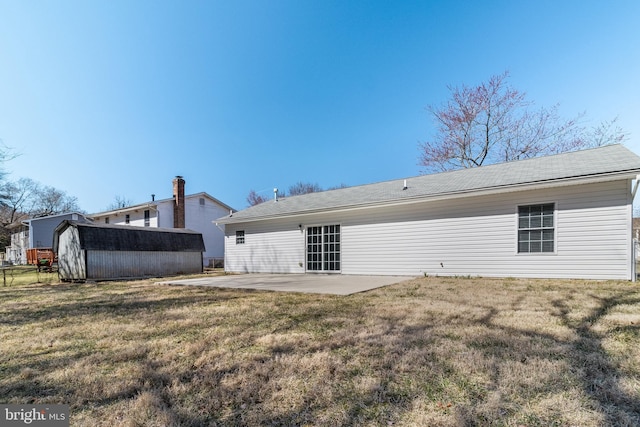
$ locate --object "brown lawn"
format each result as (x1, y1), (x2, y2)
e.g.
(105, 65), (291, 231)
(1, 275), (639, 426)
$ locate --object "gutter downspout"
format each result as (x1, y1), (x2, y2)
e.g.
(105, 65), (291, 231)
(631, 175), (640, 282)
(632, 175), (640, 201)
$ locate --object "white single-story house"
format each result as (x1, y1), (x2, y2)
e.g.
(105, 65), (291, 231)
(216, 144), (640, 280)
(90, 177), (234, 267)
(53, 220), (205, 281)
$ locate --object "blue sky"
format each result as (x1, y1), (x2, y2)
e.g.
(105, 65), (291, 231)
(1, 0), (639, 213)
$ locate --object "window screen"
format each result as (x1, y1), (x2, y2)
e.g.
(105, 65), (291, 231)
(518, 203), (554, 253)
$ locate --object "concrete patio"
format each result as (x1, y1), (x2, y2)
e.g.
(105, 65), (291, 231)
(158, 273), (414, 295)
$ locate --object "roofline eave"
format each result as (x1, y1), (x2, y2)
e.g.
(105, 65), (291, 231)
(216, 169), (640, 225)
(89, 203), (159, 218)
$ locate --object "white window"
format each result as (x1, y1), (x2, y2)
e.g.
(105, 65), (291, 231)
(518, 203), (554, 253)
(144, 210), (150, 227)
(236, 230), (245, 245)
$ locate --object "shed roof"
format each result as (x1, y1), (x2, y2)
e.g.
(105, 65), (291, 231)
(54, 220), (205, 252)
(217, 144), (640, 224)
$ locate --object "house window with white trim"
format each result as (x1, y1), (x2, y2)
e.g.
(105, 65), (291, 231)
(144, 210), (150, 227)
(518, 203), (554, 253)
(236, 230), (245, 245)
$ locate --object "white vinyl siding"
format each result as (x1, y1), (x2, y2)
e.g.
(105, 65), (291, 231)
(224, 179), (633, 280)
(225, 219), (305, 274)
(342, 180), (631, 279)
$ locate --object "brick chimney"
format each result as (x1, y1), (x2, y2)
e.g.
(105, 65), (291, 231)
(173, 176), (185, 228)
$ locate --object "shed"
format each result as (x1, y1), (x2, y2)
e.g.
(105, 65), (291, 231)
(216, 144), (640, 280)
(53, 220), (205, 281)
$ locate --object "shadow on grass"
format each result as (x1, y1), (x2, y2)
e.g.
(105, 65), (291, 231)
(551, 292), (640, 425)
(1, 279), (639, 426)
(0, 282), (245, 327)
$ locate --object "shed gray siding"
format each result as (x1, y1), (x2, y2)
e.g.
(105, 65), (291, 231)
(224, 179), (634, 280)
(57, 225), (86, 281)
(86, 251), (204, 279)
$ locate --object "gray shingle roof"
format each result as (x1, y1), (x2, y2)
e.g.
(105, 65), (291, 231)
(217, 144), (640, 224)
(54, 220), (205, 252)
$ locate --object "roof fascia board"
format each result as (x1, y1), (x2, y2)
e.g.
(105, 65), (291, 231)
(132, 193), (235, 212)
(89, 203), (158, 217)
(24, 211), (89, 224)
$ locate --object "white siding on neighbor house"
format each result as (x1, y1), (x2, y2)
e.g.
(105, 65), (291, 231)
(107, 208), (159, 228)
(184, 197), (228, 262)
(7, 229), (29, 265)
(156, 202), (173, 228)
(224, 179), (634, 280)
(158, 196), (228, 264)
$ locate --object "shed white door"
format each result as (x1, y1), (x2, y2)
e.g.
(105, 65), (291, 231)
(306, 225), (341, 272)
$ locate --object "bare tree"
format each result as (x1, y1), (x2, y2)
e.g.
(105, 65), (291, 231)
(0, 140), (17, 182)
(246, 190), (269, 207)
(0, 178), (81, 247)
(246, 182), (327, 207)
(327, 183), (349, 190)
(32, 185), (80, 217)
(106, 195), (134, 211)
(0, 177), (81, 219)
(0, 178), (38, 224)
(288, 182), (322, 196)
(419, 72), (628, 172)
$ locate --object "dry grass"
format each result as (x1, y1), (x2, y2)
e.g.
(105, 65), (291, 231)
(1, 276), (639, 426)
(0, 265), (58, 287)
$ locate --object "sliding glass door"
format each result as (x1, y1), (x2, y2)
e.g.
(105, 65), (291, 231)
(306, 225), (341, 272)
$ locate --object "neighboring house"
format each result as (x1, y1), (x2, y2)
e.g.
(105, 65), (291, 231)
(89, 177), (234, 267)
(5, 212), (91, 265)
(217, 144), (640, 280)
(54, 220), (205, 281)
(5, 221), (28, 265)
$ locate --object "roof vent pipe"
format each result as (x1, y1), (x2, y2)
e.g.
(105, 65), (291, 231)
(403, 179), (408, 190)
(274, 188), (279, 202)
